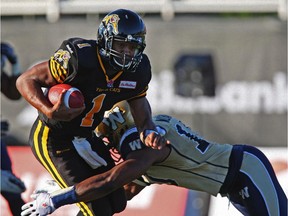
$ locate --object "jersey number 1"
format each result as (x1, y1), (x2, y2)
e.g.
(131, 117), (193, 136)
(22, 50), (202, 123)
(80, 94), (106, 127)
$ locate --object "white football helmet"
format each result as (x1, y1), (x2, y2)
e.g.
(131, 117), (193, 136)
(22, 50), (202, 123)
(95, 100), (135, 147)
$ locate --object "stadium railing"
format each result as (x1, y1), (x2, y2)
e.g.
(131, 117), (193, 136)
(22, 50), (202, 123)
(1, 0), (287, 22)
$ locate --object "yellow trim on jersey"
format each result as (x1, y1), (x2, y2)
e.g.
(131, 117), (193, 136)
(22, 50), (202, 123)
(127, 86), (148, 101)
(33, 120), (94, 215)
(97, 48), (123, 85)
(49, 57), (68, 83)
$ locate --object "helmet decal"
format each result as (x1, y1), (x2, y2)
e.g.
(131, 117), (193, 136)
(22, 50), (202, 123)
(103, 14), (120, 35)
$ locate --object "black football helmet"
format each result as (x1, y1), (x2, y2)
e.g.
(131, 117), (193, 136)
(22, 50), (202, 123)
(97, 9), (146, 72)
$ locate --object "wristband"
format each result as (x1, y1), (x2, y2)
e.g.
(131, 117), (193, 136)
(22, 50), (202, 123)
(140, 129), (159, 143)
(50, 186), (78, 208)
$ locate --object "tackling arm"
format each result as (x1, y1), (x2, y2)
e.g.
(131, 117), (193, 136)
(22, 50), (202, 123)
(21, 148), (165, 216)
(75, 148), (159, 202)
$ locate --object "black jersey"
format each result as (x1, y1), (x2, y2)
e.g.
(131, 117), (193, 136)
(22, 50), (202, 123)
(39, 37), (151, 138)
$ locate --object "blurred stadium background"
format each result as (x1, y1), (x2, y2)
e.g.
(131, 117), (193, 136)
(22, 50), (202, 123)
(1, 0), (287, 215)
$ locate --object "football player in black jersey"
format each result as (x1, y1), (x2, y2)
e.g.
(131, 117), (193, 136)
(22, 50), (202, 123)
(21, 101), (287, 216)
(16, 9), (168, 216)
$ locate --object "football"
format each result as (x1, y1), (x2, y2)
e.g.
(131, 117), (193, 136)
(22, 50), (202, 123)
(47, 84), (84, 108)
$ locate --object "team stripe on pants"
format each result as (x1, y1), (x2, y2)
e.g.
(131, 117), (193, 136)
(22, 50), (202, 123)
(33, 120), (94, 216)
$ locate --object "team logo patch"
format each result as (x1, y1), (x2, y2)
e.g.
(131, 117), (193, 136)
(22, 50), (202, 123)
(102, 14), (120, 35)
(77, 43), (91, 49)
(119, 81), (137, 89)
(53, 49), (71, 69)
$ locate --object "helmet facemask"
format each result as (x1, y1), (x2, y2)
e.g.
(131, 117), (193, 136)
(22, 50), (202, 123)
(109, 35), (145, 72)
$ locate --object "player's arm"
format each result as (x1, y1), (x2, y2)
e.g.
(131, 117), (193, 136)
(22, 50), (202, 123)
(21, 148), (167, 216)
(75, 148), (160, 202)
(128, 97), (170, 150)
(16, 61), (83, 121)
(16, 61), (56, 112)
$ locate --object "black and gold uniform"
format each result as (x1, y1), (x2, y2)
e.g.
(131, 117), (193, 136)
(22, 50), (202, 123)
(29, 36), (151, 215)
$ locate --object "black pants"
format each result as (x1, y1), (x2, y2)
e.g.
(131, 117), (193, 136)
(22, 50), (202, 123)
(29, 119), (126, 216)
(226, 145), (287, 216)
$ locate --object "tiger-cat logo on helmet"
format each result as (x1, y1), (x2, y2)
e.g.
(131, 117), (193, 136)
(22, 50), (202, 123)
(103, 14), (120, 35)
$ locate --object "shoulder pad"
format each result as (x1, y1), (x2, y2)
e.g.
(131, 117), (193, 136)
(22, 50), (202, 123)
(64, 38), (97, 70)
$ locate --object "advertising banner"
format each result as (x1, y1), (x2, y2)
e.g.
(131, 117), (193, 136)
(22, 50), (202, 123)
(1, 146), (286, 216)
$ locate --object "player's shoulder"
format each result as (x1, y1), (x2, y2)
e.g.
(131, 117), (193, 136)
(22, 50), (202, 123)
(118, 127), (147, 159)
(61, 37), (97, 53)
(60, 37), (98, 68)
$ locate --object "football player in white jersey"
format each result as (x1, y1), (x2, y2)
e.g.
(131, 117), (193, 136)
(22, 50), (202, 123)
(22, 101), (287, 216)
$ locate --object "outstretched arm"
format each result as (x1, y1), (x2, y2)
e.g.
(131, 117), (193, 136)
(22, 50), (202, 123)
(74, 157), (149, 202)
(74, 144), (170, 201)
(21, 147), (168, 216)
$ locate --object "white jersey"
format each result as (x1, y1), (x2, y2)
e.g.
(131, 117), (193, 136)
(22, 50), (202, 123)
(119, 114), (233, 196)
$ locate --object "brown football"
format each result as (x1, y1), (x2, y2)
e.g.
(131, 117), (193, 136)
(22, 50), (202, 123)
(48, 84), (84, 108)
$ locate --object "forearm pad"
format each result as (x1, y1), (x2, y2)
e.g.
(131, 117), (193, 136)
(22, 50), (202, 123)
(50, 186), (78, 208)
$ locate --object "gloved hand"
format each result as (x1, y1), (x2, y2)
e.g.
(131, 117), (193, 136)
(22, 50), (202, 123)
(1, 170), (26, 193)
(21, 193), (55, 216)
(31, 180), (61, 200)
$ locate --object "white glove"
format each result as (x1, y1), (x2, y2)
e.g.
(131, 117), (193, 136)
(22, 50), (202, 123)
(1, 170), (26, 193)
(21, 193), (55, 216)
(72, 137), (107, 169)
(31, 180), (61, 200)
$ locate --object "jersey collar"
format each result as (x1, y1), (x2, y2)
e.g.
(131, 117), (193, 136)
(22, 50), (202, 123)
(97, 48), (123, 88)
